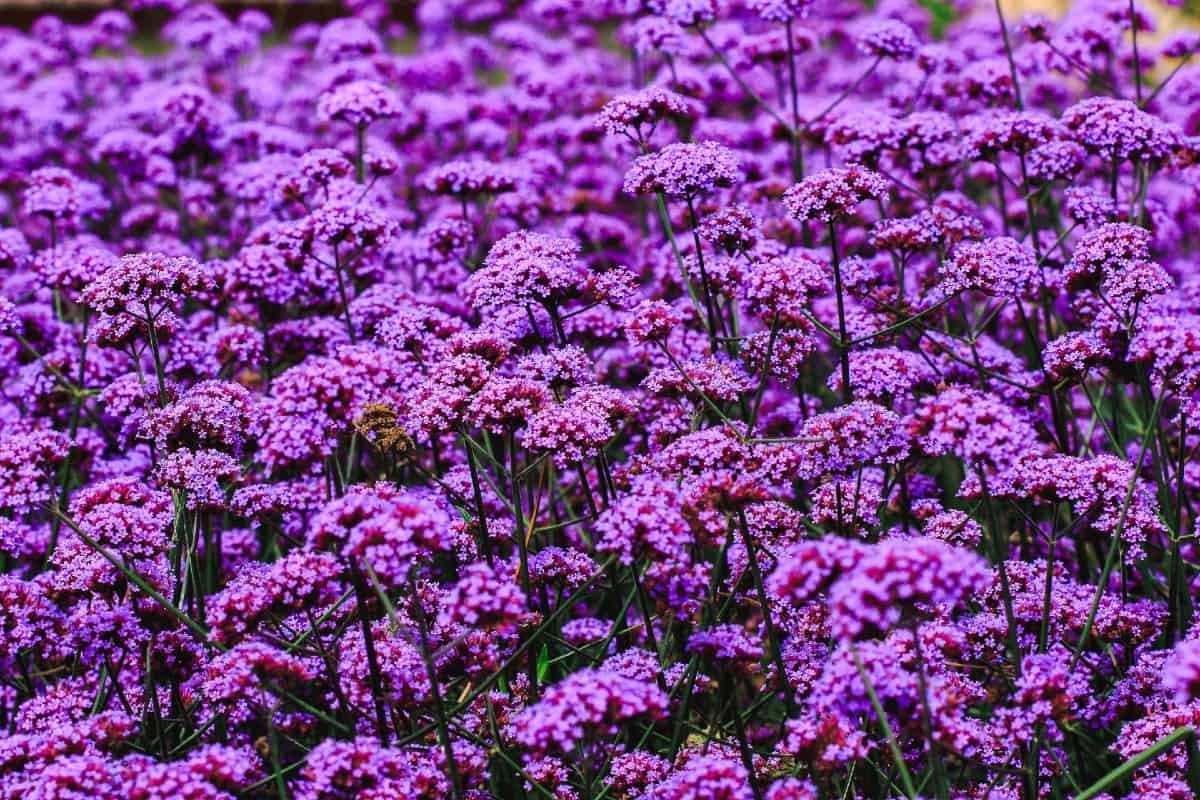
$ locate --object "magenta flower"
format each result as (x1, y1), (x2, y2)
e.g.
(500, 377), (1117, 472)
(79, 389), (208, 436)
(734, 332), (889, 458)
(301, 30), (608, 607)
(0, 3), (1197, 796)
(598, 87), (701, 143)
(623, 141), (741, 199)
(1164, 640), (1200, 705)
(828, 538), (991, 640)
(941, 237), (1039, 297)
(317, 80), (402, 128)
(509, 668), (669, 754)
(783, 166), (888, 223)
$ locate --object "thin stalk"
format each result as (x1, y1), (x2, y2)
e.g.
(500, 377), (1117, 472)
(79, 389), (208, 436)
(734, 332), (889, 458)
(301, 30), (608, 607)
(737, 510), (793, 713)
(332, 245), (357, 344)
(355, 124), (366, 184)
(346, 558), (392, 744)
(654, 191), (708, 331)
(265, 702), (293, 800)
(785, 19), (803, 181)
(828, 223), (852, 403)
(993, 0), (1024, 109)
(804, 57), (882, 129)
(1129, 0), (1143, 103)
(685, 197), (728, 346)
(409, 578), (464, 798)
(720, 672), (764, 800)
(143, 305), (169, 407)
(508, 431), (540, 702)
(1142, 54), (1194, 108)
(911, 627), (948, 800)
(463, 436), (493, 564)
(51, 505), (211, 641)
(746, 313), (781, 436)
(696, 27), (792, 132)
(852, 646), (918, 799)
(1070, 384), (1166, 670)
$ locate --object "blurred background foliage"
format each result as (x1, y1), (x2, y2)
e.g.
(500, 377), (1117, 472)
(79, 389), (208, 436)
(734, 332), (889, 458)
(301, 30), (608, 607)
(0, 1), (1193, 60)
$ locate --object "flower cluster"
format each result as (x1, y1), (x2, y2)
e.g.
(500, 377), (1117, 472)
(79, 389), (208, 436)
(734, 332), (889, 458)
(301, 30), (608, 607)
(508, 668), (669, 754)
(0, 2), (1198, 799)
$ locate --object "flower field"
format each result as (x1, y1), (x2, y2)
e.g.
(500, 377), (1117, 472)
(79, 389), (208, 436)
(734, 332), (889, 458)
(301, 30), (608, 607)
(1, 1), (1200, 798)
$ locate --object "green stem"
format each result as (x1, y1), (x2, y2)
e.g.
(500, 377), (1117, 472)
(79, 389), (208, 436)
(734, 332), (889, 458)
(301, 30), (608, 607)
(409, 577), (464, 798)
(737, 510), (793, 713)
(852, 645), (918, 799)
(1075, 726), (1192, 800)
(347, 558), (392, 744)
(828, 223), (852, 403)
(1070, 384), (1166, 670)
(654, 191), (708, 334)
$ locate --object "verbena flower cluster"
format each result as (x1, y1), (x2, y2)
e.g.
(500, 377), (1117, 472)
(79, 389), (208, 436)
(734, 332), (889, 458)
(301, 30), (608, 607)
(1, 1), (1199, 798)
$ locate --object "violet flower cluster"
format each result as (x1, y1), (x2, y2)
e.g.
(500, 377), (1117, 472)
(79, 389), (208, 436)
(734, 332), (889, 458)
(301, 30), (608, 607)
(1, 1), (1200, 799)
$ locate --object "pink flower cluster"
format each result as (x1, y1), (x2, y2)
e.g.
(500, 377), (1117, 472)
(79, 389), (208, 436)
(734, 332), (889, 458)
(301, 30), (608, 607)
(0, 1), (1199, 798)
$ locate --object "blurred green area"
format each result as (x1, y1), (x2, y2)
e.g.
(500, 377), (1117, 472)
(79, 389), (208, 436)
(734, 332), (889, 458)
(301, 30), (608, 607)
(28, 0), (1200, 52)
(918, 0), (957, 38)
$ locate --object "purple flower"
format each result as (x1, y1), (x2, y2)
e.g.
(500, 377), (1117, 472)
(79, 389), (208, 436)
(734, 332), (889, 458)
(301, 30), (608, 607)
(143, 380), (259, 456)
(317, 80), (402, 128)
(208, 550), (341, 645)
(623, 141), (741, 199)
(941, 236), (1039, 297)
(828, 538), (990, 640)
(794, 401), (910, 479)
(857, 19), (919, 60)
(1064, 222), (1153, 289)
(153, 448), (242, 510)
(295, 737), (463, 800)
(1028, 140), (1087, 181)
(314, 18), (383, 63)
(1062, 97), (1182, 163)
(624, 299), (683, 346)
(595, 477), (692, 565)
(81, 252), (211, 318)
(1, 2), (1198, 793)
(308, 484), (456, 587)
(0, 430), (70, 513)
(688, 624), (765, 667)
(524, 385), (634, 467)
(742, 252), (828, 324)
(909, 386), (1045, 493)
(597, 87), (701, 142)
(438, 561), (528, 631)
(464, 230), (585, 312)
(963, 110), (1064, 158)
(700, 203), (760, 254)
(421, 160), (519, 196)
(509, 667), (669, 754)
(1043, 331), (1111, 381)
(649, 756), (754, 800)
(1008, 455), (1163, 561)
(664, 0), (723, 27)
(1063, 187), (1118, 226)
(832, 347), (936, 399)
(195, 640), (316, 723)
(768, 537), (866, 606)
(783, 166), (888, 223)
(22, 168), (100, 221)
(747, 0), (813, 22)
(1164, 640), (1200, 705)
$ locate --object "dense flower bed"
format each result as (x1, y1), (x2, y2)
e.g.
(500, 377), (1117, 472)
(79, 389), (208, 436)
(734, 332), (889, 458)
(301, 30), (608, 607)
(1, 0), (1200, 798)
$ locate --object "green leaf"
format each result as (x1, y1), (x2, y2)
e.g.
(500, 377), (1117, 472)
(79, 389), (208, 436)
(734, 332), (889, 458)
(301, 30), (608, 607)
(1075, 726), (1193, 800)
(536, 643), (551, 684)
